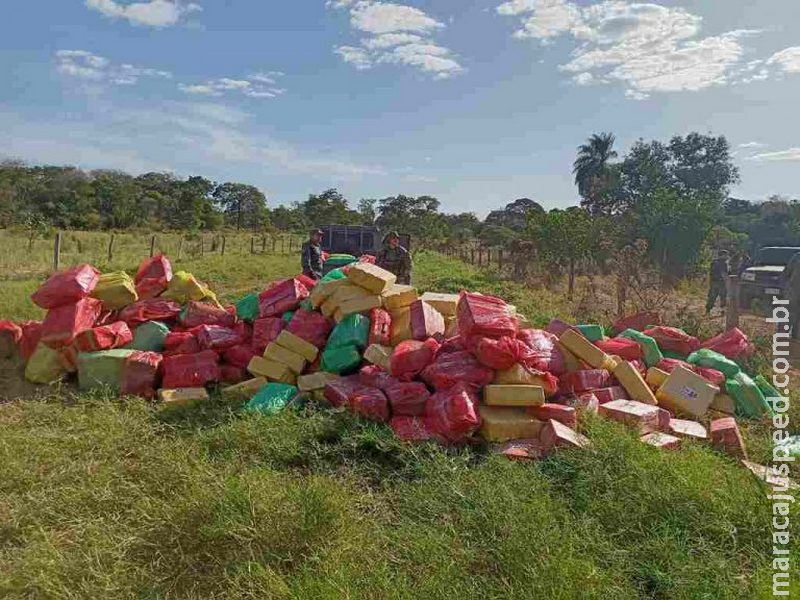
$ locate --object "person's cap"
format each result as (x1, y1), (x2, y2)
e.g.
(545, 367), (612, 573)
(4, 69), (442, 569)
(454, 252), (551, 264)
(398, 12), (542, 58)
(719, 249), (729, 257)
(310, 228), (323, 236)
(387, 231), (400, 239)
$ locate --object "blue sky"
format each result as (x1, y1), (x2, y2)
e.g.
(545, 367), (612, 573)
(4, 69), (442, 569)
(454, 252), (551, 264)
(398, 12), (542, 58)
(1, 0), (799, 216)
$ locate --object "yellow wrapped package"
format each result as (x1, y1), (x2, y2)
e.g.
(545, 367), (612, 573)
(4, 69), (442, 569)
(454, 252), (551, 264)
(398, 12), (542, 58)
(390, 306), (412, 346)
(161, 271), (220, 307)
(91, 271), (138, 310)
(382, 284), (418, 311)
(364, 344), (392, 370)
(645, 367), (669, 389)
(221, 377), (267, 402)
(480, 406), (544, 442)
(613, 361), (657, 405)
(24, 343), (66, 384)
(655, 365), (717, 418)
(310, 278), (350, 309)
(159, 388), (209, 408)
(298, 372), (338, 392)
(495, 364), (556, 395)
(419, 292), (459, 316)
(346, 263), (396, 294)
(275, 330), (318, 363)
(559, 329), (610, 369)
(247, 356), (297, 385)
(335, 295), (382, 321)
(484, 385), (545, 407)
(263, 343), (306, 375)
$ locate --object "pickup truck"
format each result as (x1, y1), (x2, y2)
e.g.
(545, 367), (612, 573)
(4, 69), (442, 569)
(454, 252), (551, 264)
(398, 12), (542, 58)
(739, 246), (800, 309)
(317, 225), (411, 257)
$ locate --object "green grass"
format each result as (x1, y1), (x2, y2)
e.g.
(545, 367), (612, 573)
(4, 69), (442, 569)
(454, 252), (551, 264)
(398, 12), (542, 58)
(0, 238), (796, 598)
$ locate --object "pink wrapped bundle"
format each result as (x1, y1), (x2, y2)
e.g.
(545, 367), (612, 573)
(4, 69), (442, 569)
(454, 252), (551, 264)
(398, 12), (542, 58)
(457, 292), (517, 339)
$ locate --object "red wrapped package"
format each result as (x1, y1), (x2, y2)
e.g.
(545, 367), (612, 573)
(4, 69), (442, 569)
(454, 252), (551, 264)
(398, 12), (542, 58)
(41, 297), (102, 349)
(700, 327), (754, 360)
(629, 359), (646, 375)
(517, 329), (566, 375)
(223, 344), (257, 369)
(368, 308), (392, 347)
(164, 331), (200, 356)
(74, 321), (133, 352)
(595, 337), (642, 362)
(134, 255), (173, 299)
(426, 383), (481, 443)
(286, 309), (332, 348)
(233, 321), (252, 344)
(440, 335), (466, 354)
(359, 254), (376, 264)
(390, 338), (441, 379)
(420, 350), (494, 391)
(180, 301), (236, 329)
(359, 365), (396, 389)
(252, 317), (285, 354)
(611, 312), (660, 336)
(295, 273), (317, 290)
(349, 387), (389, 422)
(655, 358), (725, 387)
(545, 319), (576, 337)
(457, 292), (517, 339)
(560, 369), (612, 393)
(162, 349), (219, 388)
(390, 416), (435, 442)
(474, 336), (527, 371)
(643, 326), (699, 356)
(323, 376), (365, 408)
(120, 351), (163, 398)
(221, 365), (247, 384)
(0, 321), (23, 358)
(196, 325), (243, 351)
(258, 278), (309, 318)
(385, 381), (430, 417)
(18, 321), (42, 362)
(410, 300), (445, 341)
(119, 298), (181, 325)
(591, 386), (628, 404)
(31, 264), (100, 309)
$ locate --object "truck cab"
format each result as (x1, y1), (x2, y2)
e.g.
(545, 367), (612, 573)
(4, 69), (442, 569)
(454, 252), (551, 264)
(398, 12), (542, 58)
(739, 246), (800, 309)
(317, 225), (411, 257)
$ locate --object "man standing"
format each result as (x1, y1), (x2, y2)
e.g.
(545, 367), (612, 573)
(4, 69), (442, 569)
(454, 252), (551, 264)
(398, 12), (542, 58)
(783, 251), (800, 339)
(706, 250), (730, 314)
(376, 231), (412, 285)
(301, 229), (324, 280)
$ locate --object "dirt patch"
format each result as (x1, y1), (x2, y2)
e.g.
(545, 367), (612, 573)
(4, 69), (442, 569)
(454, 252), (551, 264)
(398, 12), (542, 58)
(0, 356), (49, 402)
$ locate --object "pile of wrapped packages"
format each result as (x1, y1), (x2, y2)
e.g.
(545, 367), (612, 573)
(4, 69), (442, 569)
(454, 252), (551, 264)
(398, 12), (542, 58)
(0, 255), (782, 465)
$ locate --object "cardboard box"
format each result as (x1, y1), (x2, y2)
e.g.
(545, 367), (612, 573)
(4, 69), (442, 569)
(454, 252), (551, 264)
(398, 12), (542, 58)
(297, 371), (339, 392)
(158, 387), (209, 407)
(528, 404), (577, 428)
(346, 263), (397, 294)
(480, 406), (544, 442)
(559, 329), (610, 369)
(335, 295), (383, 321)
(221, 377), (267, 402)
(382, 284), (418, 311)
(389, 306), (412, 346)
(540, 419), (590, 451)
(613, 360), (657, 405)
(263, 343), (306, 374)
(641, 432), (681, 450)
(419, 292), (459, 316)
(483, 384), (545, 407)
(668, 418), (708, 440)
(655, 365), (717, 418)
(247, 356), (297, 384)
(275, 330), (319, 363)
(363, 344), (393, 370)
(645, 367), (669, 389)
(599, 399), (661, 434)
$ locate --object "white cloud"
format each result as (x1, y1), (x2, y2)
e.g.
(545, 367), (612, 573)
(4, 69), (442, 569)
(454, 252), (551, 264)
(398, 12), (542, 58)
(496, 1), (775, 99)
(738, 141), (767, 149)
(767, 46), (800, 74)
(747, 148), (800, 162)
(329, 1), (462, 78)
(85, 0), (201, 28)
(178, 72), (287, 99)
(55, 50), (171, 86)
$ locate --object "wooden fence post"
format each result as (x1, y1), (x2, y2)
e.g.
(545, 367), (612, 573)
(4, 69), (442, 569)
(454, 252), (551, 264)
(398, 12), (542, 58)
(107, 234), (115, 263)
(221, 236), (227, 256)
(498, 249), (504, 270)
(53, 232), (62, 272)
(262, 236), (267, 253)
(177, 237), (184, 260)
(200, 236), (204, 257)
(470, 249), (475, 264)
(567, 258), (576, 300)
(149, 235), (156, 258)
(726, 275), (740, 329)
(616, 275), (627, 319)
(282, 237), (286, 254)
(250, 237), (256, 254)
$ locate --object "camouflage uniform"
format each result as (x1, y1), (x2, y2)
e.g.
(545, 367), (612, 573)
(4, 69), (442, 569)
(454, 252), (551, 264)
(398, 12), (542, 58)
(301, 241), (323, 280)
(377, 245), (412, 285)
(705, 257), (729, 313)
(784, 252), (800, 339)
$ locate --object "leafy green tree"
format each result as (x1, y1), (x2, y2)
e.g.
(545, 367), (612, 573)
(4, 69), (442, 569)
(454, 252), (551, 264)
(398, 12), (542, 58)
(376, 194), (447, 245)
(573, 133), (618, 215)
(485, 198), (544, 231)
(358, 198), (377, 224)
(213, 182), (268, 231)
(531, 207), (593, 298)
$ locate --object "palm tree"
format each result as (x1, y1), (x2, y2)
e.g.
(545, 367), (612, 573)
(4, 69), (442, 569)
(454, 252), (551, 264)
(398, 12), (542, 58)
(572, 133), (617, 214)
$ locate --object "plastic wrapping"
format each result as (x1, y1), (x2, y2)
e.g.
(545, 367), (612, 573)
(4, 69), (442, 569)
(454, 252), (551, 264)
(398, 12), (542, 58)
(323, 376), (364, 407)
(576, 324), (603, 342)
(348, 387), (390, 422)
(686, 349), (740, 379)
(258, 278), (309, 318)
(120, 351), (162, 398)
(474, 336), (528, 371)
(286, 309), (333, 349)
(611, 312), (661, 336)
(221, 365), (247, 384)
(77, 349), (136, 392)
(410, 300), (445, 340)
(516, 329), (566, 375)
(754, 374), (782, 405)
(440, 335), (466, 354)
(390, 416), (435, 442)
(19, 321), (42, 362)
(235, 293), (260, 322)
(321, 344), (362, 374)
(245, 382), (297, 415)
(161, 271), (217, 305)
(74, 321), (133, 352)
(162, 349), (220, 388)
(494, 364), (559, 396)
(420, 350), (494, 391)
(545, 319), (575, 337)
(31, 264), (100, 309)
(618, 329), (663, 367)
(252, 317), (285, 354)
(358, 364), (397, 390)
(560, 369), (612, 393)
(163, 331), (200, 356)
(91, 271), (138, 310)
(134, 254), (173, 299)
(457, 292), (517, 339)
(726, 372), (771, 419)
(385, 381), (430, 416)
(390, 338), (440, 379)
(643, 326), (700, 356)
(119, 298), (181, 325)
(700, 328), (754, 360)
(595, 337), (642, 362)
(180, 301), (236, 329)
(223, 344), (257, 369)
(368, 308), (392, 347)
(327, 313), (370, 350)
(196, 325), (244, 351)
(426, 383), (481, 443)
(0, 320), (22, 358)
(41, 297), (103, 349)
(656, 358), (725, 387)
(24, 343), (66, 383)
(126, 321), (170, 352)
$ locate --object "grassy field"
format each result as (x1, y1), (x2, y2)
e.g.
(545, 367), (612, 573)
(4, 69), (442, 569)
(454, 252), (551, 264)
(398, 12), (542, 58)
(0, 237), (796, 598)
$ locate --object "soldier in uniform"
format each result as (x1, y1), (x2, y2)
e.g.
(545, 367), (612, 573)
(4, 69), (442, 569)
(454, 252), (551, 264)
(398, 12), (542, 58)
(301, 228), (324, 280)
(376, 231), (412, 285)
(783, 251), (800, 339)
(705, 250), (730, 314)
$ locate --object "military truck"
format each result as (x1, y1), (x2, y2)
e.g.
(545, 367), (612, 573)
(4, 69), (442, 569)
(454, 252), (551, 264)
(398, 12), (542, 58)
(317, 225), (411, 257)
(739, 246), (800, 309)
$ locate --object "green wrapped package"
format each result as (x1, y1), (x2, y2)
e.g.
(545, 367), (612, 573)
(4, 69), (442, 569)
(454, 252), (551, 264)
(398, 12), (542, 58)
(576, 324), (603, 342)
(320, 268), (347, 284)
(754, 374), (782, 404)
(325, 254), (357, 268)
(321, 344), (362, 374)
(235, 293), (260, 322)
(78, 349), (136, 392)
(725, 372), (771, 419)
(282, 311), (295, 324)
(327, 313), (370, 350)
(245, 383), (297, 415)
(687, 348), (740, 379)
(661, 349), (688, 360)
(126, 321), (170, 352)
(299, 298), (314, 312)
(619, 329), (663, 367)
(775, 435), (800, 459)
